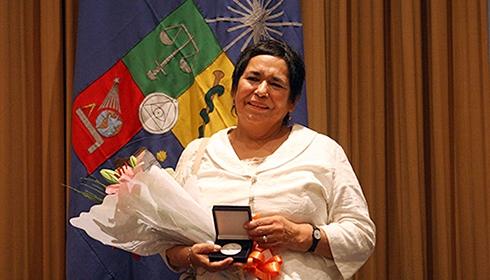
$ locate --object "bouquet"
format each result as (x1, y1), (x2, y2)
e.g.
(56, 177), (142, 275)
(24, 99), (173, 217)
(70, 150), (283, 279)
(69, 150), (215, 256)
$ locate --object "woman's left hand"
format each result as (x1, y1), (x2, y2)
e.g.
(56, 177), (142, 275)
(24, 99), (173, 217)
(244, 215), (312, 252)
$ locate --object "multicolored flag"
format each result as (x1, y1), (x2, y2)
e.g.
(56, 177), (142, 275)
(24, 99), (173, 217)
(68, 1), (306, 279)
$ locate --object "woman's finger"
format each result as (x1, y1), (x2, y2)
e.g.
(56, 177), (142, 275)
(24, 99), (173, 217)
(193, 243), (221, 254)
(190, 243), (221, 268)
(206, 257), (234, 272)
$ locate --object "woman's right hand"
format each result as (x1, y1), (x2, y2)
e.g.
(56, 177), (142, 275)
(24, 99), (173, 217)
(188, 243), (234, 272)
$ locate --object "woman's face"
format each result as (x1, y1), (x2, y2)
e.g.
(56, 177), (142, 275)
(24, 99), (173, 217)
(233, 54), (295, 130)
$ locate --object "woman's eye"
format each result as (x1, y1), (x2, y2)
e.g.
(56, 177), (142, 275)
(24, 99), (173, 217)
(246, 76), (260, 82)
(271, 82), (284, 89)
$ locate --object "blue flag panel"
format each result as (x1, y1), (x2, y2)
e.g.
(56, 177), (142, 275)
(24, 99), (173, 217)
(68, 1), (307, 279)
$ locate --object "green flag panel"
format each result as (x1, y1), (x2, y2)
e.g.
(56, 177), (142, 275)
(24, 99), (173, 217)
(123, 0), (221, 98)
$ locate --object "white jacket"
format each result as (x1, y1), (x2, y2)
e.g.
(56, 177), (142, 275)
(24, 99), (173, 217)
(174, 124), (375, 280)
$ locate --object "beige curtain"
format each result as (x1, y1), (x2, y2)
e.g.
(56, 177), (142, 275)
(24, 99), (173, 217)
(0, 0), (489, 279)
(302, 0), (490, 279)
(0, 0), (76, 279)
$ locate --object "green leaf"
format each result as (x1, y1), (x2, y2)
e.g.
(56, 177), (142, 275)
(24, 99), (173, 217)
(80, 181), (106, 196)
(82, 192), (104, 203)
(83, 176), (107, 191)
(100, 169), (119, 184)
(129, 155), (138, 168)
(62, 184), (103, 203)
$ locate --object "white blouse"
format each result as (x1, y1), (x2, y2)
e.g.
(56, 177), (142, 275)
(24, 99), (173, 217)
(173, 124), (375, 280)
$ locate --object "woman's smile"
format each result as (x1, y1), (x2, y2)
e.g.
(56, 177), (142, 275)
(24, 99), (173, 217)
(247, 100), (270, 110)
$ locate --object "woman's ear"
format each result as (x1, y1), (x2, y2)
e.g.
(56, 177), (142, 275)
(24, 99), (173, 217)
(231, 89), (237, 103)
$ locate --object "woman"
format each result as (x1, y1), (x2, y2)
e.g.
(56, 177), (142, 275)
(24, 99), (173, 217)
(164, 39), (375, 279)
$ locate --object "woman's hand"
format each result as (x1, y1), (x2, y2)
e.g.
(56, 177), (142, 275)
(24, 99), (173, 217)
(188, 243), (234, 272)
(244, 215), (312, 252)
(166, 243), (234, 272)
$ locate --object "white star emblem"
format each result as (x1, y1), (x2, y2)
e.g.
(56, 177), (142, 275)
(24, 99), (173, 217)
(206, 0), (302, 52)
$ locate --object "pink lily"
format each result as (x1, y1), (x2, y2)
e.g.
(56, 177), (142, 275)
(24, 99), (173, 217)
(105, 163), (143, 195)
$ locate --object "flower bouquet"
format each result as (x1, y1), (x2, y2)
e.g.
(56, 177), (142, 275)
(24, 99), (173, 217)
(70, 149), (283, 280)
(69, 149), (215, 256)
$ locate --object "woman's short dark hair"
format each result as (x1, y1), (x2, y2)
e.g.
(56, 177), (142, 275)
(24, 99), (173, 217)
(231, 39), (305, 104)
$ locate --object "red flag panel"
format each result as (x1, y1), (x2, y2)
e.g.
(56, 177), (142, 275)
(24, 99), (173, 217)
(72, 60), (144, 173)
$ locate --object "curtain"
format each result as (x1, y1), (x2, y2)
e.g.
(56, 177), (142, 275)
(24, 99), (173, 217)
(302, 0), (490, 279)
(0, 0), (489, 279)
(0, 0), (76, 279)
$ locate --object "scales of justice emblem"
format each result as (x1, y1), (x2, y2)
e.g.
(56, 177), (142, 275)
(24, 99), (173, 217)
(146, 24), (199, 81)
(76, 78), (123, 154)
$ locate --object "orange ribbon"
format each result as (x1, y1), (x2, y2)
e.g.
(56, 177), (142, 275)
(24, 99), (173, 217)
(243, 243), (283, 280)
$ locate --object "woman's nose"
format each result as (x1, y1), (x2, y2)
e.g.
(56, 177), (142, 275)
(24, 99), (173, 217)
(255, 81), (269, 97)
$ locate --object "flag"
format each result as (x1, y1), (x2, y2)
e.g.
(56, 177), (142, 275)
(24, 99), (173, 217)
(67, 0), (306, 279)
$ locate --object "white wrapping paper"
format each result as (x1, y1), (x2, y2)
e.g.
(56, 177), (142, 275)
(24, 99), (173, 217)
(70, 165), (215, 256)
